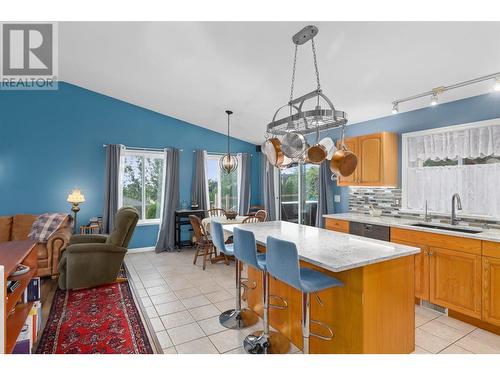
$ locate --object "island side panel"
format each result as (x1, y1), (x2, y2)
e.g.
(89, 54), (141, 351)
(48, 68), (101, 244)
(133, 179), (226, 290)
(247, 244), (415, 354)
(362, 255), (415, 353)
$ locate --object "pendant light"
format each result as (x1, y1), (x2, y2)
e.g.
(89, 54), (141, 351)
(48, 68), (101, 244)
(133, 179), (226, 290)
(219, 110), (238, 174)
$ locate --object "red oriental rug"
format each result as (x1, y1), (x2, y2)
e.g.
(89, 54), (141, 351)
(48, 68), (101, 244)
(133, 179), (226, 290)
(36, 281), (153, 354)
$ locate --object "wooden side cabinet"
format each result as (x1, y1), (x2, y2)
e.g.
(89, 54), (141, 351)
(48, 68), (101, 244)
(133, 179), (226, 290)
(429, 247), (482, 319)
(325, 218), (349, 233)
(337, 132), (398, 187)
(482, 256), (500, 326)
(392, 239), (430, 301)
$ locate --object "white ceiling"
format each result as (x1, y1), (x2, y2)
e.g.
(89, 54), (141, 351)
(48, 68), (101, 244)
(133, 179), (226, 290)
(59, 22), (500, 144)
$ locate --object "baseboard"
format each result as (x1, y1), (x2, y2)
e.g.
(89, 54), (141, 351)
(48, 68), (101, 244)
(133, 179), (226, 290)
(128, 246), (155, 253)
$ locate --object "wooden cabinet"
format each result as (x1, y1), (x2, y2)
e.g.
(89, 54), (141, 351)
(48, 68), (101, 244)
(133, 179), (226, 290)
(337, 132), (398, 187)
(429, 247), (482, 319)
(483, 256), (500, 325)
(391, 227), (482, 319)
(392, 239), (430, 301)
(324, 218), (349, 233)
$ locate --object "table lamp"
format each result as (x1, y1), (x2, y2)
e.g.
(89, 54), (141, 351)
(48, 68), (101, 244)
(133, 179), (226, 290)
(67, 188), (85, 233)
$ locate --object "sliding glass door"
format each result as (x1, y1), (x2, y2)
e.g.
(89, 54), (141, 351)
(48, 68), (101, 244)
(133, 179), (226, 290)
(280, 164), (319, 226)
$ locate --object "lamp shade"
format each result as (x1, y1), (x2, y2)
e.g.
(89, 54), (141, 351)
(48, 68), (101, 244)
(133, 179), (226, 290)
(67, 188), (85, 204)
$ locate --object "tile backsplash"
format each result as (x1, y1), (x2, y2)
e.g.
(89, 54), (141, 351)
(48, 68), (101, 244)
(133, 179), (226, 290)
(349, 187), (402, 216)
(348, 187), (500, 228)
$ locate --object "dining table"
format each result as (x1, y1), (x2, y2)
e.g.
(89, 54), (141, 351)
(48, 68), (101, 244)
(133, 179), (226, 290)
(201, 215), (248, 242)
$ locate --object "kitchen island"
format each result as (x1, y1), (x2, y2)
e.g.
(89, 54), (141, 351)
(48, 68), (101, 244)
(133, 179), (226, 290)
(224, 221), (420, 354)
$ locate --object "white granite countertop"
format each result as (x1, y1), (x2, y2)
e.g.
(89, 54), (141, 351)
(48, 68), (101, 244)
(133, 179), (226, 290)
(323, 213), (500, 243)
(224, 221), (419, 273)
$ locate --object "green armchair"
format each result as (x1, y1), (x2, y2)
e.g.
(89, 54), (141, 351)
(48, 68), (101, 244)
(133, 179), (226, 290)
(58, 206), (139, 290)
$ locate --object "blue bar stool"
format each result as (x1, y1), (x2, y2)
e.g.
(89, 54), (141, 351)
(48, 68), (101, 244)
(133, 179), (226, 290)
(233, 227), (290, 354)
(211, 221), (258, 329)
(266, 236), (344, 354)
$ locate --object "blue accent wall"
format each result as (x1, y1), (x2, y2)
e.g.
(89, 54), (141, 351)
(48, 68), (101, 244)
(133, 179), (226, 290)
(0, 82), (261, 248)
(322, 93), (500, 213)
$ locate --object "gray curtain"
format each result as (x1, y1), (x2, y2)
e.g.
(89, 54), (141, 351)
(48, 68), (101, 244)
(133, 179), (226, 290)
(316, 161), (335, 228)
(103, 144), (122, 234)
(238, 153), (252, 215)
(155, 148), (180, 252)
(261, 157), (276, 221)
(191, 150), (208, 211)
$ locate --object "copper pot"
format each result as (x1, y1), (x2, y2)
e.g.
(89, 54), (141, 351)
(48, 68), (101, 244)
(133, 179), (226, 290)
(330, 144), (357, 177)
(330, 125), (357, 177)
(306, 126), (327, 164)
(262, 137), (284, 167)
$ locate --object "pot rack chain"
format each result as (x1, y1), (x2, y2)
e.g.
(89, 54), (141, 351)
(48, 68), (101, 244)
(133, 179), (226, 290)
(288, 44), (299, 115)
(311, 38), (321, 92)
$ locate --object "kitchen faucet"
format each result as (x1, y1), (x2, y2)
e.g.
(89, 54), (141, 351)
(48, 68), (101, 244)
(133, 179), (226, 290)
(451, 193), (462, 225)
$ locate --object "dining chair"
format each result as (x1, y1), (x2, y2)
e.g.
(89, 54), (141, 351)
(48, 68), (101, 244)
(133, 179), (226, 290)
(254, 210), (268, 222)
(246, 205), (265, 216)
(189, 215), (217, 270)
(207, 208), (226, 218)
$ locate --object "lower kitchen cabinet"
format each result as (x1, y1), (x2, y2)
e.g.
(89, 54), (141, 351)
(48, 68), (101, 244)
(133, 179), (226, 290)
(392, 239), (430, 301)
(482, 256), (500, 326)
(429, 247), (482, 319)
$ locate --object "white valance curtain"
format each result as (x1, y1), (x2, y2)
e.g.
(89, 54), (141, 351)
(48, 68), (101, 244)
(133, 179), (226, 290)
(406, 164), (500, 218)
(408, 124), (500, 162)
(405, 121), (500, 219)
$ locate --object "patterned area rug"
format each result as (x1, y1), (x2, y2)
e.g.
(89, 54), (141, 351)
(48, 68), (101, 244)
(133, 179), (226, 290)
(36, 281), (153, 354)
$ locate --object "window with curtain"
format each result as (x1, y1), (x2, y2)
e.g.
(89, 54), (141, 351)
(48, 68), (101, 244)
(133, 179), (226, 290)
(205, 153), (242, 211)
(402, 119), (500, 219)
(118, 149), (165, 223)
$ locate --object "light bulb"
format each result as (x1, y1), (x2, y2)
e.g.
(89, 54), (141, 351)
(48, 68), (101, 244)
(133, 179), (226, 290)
(494, 77), (500, 92)
(430, 93), (438, 106)
(391, 103), (399, 114)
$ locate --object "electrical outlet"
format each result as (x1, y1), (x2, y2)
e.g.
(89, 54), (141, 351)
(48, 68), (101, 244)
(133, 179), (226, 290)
(334, 195), (341, 203)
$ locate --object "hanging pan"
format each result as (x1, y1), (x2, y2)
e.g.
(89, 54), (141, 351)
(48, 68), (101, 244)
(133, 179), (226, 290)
(275, 104), (308, 159)
(306, 120), (327, 164)
(330, 124), (357, 177)
(262, 131), (284, 167)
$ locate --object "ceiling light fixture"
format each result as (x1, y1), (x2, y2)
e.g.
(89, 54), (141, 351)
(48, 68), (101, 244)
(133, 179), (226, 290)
(219, 110), (238, 174)
(430, 92), (439, 106)
(391, 102), (399, 114)
(391, 72), (500, 114)
(494, 77), (500, 92)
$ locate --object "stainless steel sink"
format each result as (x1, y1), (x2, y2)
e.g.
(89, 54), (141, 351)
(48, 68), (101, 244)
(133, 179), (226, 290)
(410, 222), (482, 234)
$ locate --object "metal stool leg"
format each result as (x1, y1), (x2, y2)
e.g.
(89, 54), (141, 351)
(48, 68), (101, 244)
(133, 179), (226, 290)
(219, 260), (258, 329)
(243, 271), (290, 354)
(301, 292), (334, 354)
(302, 292), (310, 354)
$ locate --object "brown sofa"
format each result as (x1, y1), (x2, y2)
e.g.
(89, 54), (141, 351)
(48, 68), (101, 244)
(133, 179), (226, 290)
(0, 214), (71, 278)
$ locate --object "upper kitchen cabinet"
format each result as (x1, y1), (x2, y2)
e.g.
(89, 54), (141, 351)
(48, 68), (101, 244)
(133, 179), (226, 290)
(337, 132), (398, 187)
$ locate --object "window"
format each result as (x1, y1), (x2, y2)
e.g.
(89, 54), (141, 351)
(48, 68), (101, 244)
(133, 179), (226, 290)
(402, 119), (500, 219)
(205, 154), (241, 211)
(279, 163), (319, 226)
(119, 150), (165, 224)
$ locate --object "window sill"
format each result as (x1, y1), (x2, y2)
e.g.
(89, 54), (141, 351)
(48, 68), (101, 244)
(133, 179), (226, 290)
(136, 220), (161, 227)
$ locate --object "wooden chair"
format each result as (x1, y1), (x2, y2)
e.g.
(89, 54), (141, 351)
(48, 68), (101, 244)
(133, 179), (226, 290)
(207, 208), (226, 218)
(242, 211), (266, 224)
(246, 205), (265, 216)
(255, 210), (268, 222)
(189, 215), (217, 270)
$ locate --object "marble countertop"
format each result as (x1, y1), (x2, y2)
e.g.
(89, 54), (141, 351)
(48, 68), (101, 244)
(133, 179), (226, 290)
(224, 221), (420, 273)
(323, 213), (500, 243)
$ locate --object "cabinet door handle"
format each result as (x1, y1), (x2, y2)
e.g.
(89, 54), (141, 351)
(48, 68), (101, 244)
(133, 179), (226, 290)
(428, 252), (433, 256)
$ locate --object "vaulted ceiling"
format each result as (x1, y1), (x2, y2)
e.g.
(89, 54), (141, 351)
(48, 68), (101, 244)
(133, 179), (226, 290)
(59, 22), (500, 144)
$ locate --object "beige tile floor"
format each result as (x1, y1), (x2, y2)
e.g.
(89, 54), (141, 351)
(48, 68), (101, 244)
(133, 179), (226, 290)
(125, 249), (500, 354)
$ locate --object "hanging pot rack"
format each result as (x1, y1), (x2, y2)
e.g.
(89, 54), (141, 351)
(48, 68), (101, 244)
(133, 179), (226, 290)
(265, 25), (348, 138)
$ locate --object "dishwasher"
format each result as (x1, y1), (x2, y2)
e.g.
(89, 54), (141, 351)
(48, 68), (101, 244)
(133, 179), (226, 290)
(349, 221), (390, 242)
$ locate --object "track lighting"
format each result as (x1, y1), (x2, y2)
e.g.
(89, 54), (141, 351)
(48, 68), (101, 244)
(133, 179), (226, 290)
(391, 72), (500, 114)
(494, 77), (500, 92)
(430, 92), (438, 106)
